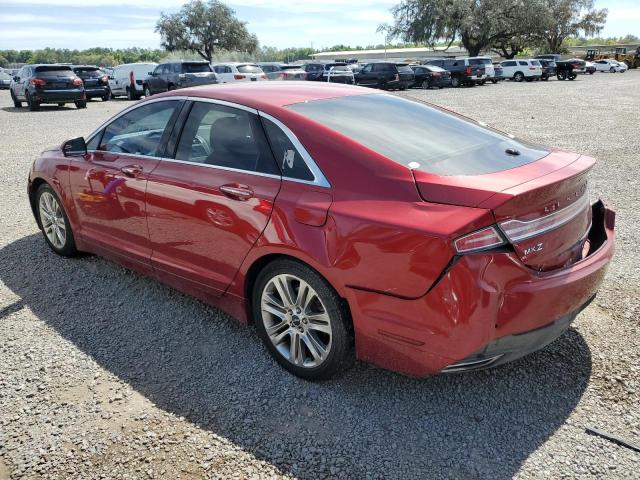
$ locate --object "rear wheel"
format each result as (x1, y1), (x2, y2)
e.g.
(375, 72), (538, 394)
(421, 79), (429, 89)
(143, 85), (152, 97)
(514, 72), (524, 82)
(451, 76), (460, 88)
(35, 184), (78, 257)
(126, 87), (134, 100)
(10, 89), (22, 108)
(75, 100), (87, 109)
(609, 67), (615, 73)
(253, 259), (353, 380)
(26, 92), (40, 111)
(102, 90), (110, 101)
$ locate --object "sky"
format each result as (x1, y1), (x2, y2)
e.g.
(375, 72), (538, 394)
(0, 0), (638, 51)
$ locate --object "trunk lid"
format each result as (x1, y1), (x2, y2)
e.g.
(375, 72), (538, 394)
(413, 151), (594, 271)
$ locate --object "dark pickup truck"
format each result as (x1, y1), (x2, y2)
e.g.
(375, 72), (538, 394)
(423, 57), (486, 87)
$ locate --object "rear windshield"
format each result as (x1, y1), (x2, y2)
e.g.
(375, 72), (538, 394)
(35, 66), (73, 74)
(182, 63), (211, 73)
(288, 94), (549, 176)
(281, 65), (302, 70)
(531, 60), (541, 66)
(426, 65), (445, 72)
(469, 58), (492, 65)
(237, 64), (262, 73)
(74, 68), (102, 78)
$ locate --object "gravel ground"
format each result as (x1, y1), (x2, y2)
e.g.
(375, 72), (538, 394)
(0, 72), (639, 479)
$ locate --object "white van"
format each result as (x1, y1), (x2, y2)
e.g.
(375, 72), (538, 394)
(108, 62), (157, 99)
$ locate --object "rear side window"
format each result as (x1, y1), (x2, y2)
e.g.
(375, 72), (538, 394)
(503, 61), (517, 67)
(518, 61), (528, 66)
(100, 100), (179, 156)
(261, 118), (314, 181)
(174, 102), (279, 175)
(288, 94), (549, 176)
(531, 60), (541, 66)
(397, 65), (413, 73)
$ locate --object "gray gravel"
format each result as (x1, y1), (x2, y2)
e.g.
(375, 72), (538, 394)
(1, 72), (639, 479)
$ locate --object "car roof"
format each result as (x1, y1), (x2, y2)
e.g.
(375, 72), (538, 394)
(156, 82), (373, 112)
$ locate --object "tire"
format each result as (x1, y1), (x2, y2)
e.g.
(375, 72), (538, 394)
(126, 87), (134, 100)
(450, 76), (460, 88)
(478, 80), (486, 85)
(557, 72), (566, 80)
(167, 84), (176, 91)
(26, 92), (40, 111)
(491, 79), (498, 84)
(102, 90), (110, 101)
(569, 73), (577, 80)
(421, 79), (429, 89)
(610, 67), (615, 73)
(514, 72), (524, 82)
(253, 259), (354, 380)
(35, 184), (78, 257)
(143, 85), (152, 97)
(75, 100), (87, 109)
(10, 89), (22, 108)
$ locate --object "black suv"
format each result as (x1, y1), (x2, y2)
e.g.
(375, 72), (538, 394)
(10, 64), (86, 111)
(143, 61), (218, 96)
(72, 65), (110, 101)
(354, 62), (414, 90)
(423, 58), (486, 87)
(302, 62), (355, 83)
(537, 59), (557, 80)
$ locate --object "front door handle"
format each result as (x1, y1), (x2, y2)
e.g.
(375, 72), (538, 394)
(120, 165), (143, 177)
(219, 184), (253, 200)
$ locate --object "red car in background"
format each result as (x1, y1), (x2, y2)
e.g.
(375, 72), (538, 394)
(27, 83), (615, 380)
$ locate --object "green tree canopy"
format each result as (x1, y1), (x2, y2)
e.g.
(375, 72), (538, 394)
(156, 0), (257, 62)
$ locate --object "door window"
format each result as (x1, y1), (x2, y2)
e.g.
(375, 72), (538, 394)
(261, 118), (314, 181)
(99, 100), (180, 156)
(174, 101), (279, 175)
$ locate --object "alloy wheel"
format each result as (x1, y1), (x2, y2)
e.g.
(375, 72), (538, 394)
(260, 274), (332, 368)
(39, 191), (67, 249)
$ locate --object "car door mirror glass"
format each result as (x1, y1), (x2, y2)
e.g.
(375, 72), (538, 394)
(13, 76), (19, 81)
(62, 137), (87, 157)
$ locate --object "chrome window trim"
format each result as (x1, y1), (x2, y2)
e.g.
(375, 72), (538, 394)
(258, 111), (331, 188)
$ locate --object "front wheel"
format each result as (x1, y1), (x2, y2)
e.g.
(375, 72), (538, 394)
(421, 79), (429, 89)
(35, 184), (78, 257)
(143, 85), (152, 97)
(450, 76), (460, 88)
(610, 67), (615, 73)
(10, 89), (22, 108)
(514, 72), (524, 82)
(102, 90), (111, 101)
(253, 259), (354, 380)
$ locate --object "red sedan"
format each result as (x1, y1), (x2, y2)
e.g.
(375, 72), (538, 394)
(27, 83), (615, 380)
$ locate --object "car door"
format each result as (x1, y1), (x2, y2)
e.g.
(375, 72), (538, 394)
(356, 64), (374, 85)
(68, 99), (183, 270)
(13, 66), (28, 99)
(148, 65), (165, 92)
(145, 99), (282, 295)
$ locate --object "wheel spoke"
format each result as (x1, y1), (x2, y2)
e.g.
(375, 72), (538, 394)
(273, 276), (295, 308)
(302, 333), (326, 362)
(265, 318), (289, 337)
(297, 281), (314, 312)
(271, 327), (291, 345)
(290, 331), (304, 365)
(307, 312), (331, 334)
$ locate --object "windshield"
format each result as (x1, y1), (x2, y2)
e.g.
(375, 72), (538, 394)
(288, 94), (549, 176)
(74, 68), (102, 78)
(237, 64), (262, 73)
(183, 63), (211, 73)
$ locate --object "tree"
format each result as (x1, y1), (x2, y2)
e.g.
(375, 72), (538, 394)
(539, 0), (607, 53)
(156, 0), (257, 62)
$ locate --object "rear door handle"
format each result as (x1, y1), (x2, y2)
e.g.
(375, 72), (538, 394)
(219, 184), (253, 200)
(120, 165), (143, 177)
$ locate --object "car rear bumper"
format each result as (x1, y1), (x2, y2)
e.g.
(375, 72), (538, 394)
(348, 201), (615, 377)
(33, 89), (85, 103)
(84, 86), (109, 97)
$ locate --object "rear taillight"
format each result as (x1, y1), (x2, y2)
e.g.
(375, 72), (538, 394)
(498, 194), (590, 242)
(432, 72), (441, 77)
(101, 75), (108, 83)
(234, 74), (246, 80)
(73, 78), (83, 86)
(454, 226), (506, 254)
(31, 78), (46, 87)
(465, 66), (472, 75)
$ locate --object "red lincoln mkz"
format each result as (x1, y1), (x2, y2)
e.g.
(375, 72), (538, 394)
(28, 83), (615, 379)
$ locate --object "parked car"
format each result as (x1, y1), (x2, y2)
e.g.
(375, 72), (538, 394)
(499, 59), (542, 82)
(535, 54), (562, 63)
(615, 60), (628, 72)
(10, 64), (86, 111)
(72, 65), (110, 101)
(0, 71), (12, 89)
(537, 59), (557, 80)
(410, 65), (451, 89)
(302, 62), (355, 84)
(108, 62), (157, 100)
(584, 61), (596, 74)
(555, 61), (579, 80)
(26, 83), (616, 380)
(593, 59), (626, 73)
(354, 62), (413, 89)
(144, 61), (218, 96)
(212, 63), (267, 83)
(492, 62), (504, 81)
(256, 63), (307, 81)
(423, 57), (486, 87)
(467, 57), (495, 84)
(563, 58), (587, 74)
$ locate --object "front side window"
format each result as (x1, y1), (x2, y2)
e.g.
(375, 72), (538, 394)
(288, 94), (549, 176)
(261, 118), (314, 181)
(99, 100), (179, 156)
(175, 102), (279, 175)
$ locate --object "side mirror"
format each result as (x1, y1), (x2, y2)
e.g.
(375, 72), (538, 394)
(149, 71), (154, 76)
(108, 75), (114, 80)
(62, 137), (87, 157)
